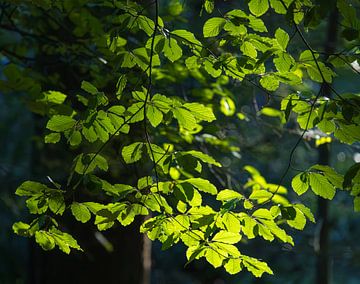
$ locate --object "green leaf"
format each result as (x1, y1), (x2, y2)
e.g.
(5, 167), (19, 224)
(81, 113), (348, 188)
(224, 258), (242, 274)
(204, 0), (214, 13)
(295, 204), (315, 223)
(204, 60), (222, 78)
(144, 194), (162, 212)
(309, 173), (336, 199)
(249, 0), (270, 17)
(317, 119), (335, 134)
(45, 133), (61, 144)
(297, 109), (318, 130)
(69, 130), (82, 146)
(81, 125), (96, 143)
(185, 56), (200, 70)
(122, 52), (136, 68)
(167, 0), (182, 15)
(260, 107), (285, 123)
(132, 90), (146, 101)
(74, 153), (109, 174)
(71, 202), (91, 223)
(241, 41), (257, 58)
(81, 202), (104, 214)
(181, 150), (222, 167)
(162, 38), (182, 62)
(212, 230), (241, 244)
(132, 47), (160, 70)
(173, 107), (197, 130)
(147, 105), (163, 127)
(221, 212), (241, 233)
(242, 255), (273, 277)
(183, 102), (216, 122)
(41, 91), (67, 104)
(47, 115), (76, 132)
(249, 190), (273, 200)
(186, 245), (206, 262)
(284, 207), (306, 230)
(299, 49), (315, 62)
(13, 222), (33, 237)
(117, 206), (142, 226)
(220, 97), (236, 116)
(248, 16), (268, 32)
(270, 0), (287, 14)
(259, 76), (279, 91)
(239, 214), (256, 238)
(109, 184), (135, 197)
(138, 176), (153, 189)
(173, 214), (190, 231)
(334, 123), (360, 144)
(292, 173), (309, 195)
(108, 105), (125, 116)
(136, 15), (155, 36)
(305, 64), (323, 82)
(217, 189), (243, 201)
(252, 208), (273, 220)
(311, 165), (343, 189)
(49, 228), (83, 254)
(224, 22), (247, 36)
(203, 17), (226, 38)
(273, 53), (296, 73)
(16, 181), (47, 196)
(172, 30), (202, 50)
(81, 81), (98, 95)
(48, 193), (65, 215)
(275, 28), (289, 50)
(116, 75), (127, 98)
(170, 167), (181, 180)
(35, 231), (55, 250)
(26, 196), (48, 214)
(122, 142), (144, 164)
(151, 94), (173, 113)
(205, 247), (224, 268)
(183, 178), (218, 195)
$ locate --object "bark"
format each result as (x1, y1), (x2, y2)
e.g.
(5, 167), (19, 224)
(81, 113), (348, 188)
(315, 7), (339, 284)
(141, 216), (152, 284)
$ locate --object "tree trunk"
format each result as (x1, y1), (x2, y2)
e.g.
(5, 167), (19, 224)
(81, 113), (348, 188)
(141, 215), (152, 284)
(315, 7), (339, 284)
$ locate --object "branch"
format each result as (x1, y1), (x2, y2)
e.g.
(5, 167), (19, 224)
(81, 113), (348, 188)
(143, 0), (162, 203)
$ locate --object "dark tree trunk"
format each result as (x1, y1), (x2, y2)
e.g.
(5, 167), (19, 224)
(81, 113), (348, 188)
(29, 221), (143, 284)
(141, 215), (152, 284)
(315, 7), (339, 284)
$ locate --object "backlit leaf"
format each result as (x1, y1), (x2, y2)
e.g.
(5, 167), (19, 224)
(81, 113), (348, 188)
(275, 28), (289, 50)
(217, 189), (243, 201)
(205, 247), (224, 268)
(224, 258), (242, 274)
(203, 17), (226, 38)
(47, 115), (76, 132)
(309, 173), (336, 199)
(249, 0), (269, 17)
(71, 202), (91, 223)
(162, 38), (182, 62)
(122, 142), (144, 164)
(212, 230), (241, 244)
(292, 173), (309, 195)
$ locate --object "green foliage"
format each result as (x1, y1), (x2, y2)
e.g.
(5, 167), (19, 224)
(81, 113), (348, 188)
(4, 0), (360, 279)
(292, 165), (343, 199)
